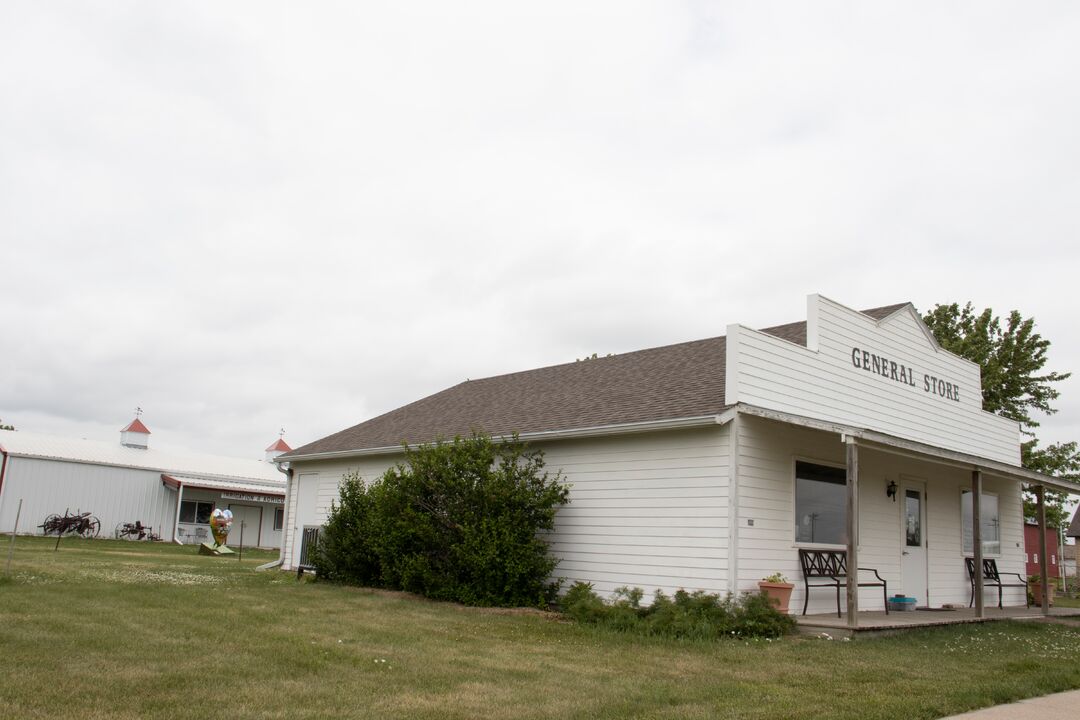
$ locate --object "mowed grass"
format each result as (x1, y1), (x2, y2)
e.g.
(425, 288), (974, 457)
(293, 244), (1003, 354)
(1056, 593), (1080, 608)
(2, 537), (1080, 720)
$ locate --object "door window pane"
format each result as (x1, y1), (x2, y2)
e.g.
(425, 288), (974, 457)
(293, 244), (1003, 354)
(905, 490), (921, 547)
(795, 461), (847, 545)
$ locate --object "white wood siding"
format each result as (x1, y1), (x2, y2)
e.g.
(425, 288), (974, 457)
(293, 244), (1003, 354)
(281, 470), (299, 568)
(735, 415), (1027, 613)
(727, 295), (1020, 465)
(543, 427), (729, 598)
(281, 427), (731, 598)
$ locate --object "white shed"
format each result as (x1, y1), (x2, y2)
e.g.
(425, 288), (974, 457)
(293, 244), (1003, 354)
(0, 420), (289, 550)
(276, 295), (1078, 623)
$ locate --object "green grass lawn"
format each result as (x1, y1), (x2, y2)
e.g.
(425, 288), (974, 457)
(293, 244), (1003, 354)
(2, 536), (1080, 720)
(1056, 593), (1080, 608)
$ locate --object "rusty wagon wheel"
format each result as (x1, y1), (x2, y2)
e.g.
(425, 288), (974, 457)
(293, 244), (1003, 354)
(81, 517), (101, 539)
(40, 514), (61, 535)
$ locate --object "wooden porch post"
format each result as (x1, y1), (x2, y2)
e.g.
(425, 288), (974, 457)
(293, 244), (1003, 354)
(972, 470), (984, 618)
(845, 436), (859, 628)
(172, 482), (185, 545)
(1037, 485), (1049, 616)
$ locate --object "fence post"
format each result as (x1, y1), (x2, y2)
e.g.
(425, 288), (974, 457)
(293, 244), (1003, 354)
(54, 508), (69, 552)
(5, 498), (22, 575)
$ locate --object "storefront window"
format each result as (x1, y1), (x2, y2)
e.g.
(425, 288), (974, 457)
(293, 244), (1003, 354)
(961, 490), (1000, 556)
(795, 461), (847, 545)
(179, 500), (214, 524)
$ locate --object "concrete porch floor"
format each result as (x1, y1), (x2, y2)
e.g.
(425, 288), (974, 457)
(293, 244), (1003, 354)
(796, 605), (1080, 637)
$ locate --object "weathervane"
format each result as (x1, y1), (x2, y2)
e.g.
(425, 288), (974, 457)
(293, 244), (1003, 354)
(279, 427), (285, 438)
(135, 406), (143, 418)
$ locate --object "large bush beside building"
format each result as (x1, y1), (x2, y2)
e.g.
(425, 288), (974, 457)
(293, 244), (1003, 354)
(314, 433), (570, 608)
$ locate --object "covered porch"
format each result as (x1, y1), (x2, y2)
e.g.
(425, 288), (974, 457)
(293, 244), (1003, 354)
(737, 405), (1080, 629)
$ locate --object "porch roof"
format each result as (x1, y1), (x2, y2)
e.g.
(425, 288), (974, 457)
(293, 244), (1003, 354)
(160, 473), (285, 497)
(738, 403), (1080, 496)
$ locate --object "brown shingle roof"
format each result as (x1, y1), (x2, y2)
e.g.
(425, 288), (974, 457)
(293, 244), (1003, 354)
(284, 303), (910, 457)
(1069, 506), (1080, 538)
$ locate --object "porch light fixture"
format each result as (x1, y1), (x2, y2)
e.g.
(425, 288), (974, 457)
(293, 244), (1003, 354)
(886, 479), (898, 502)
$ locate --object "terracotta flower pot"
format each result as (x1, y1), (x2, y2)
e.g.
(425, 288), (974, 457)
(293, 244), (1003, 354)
(758, 581), (795, 613)
(1030, 582), (1055, 607)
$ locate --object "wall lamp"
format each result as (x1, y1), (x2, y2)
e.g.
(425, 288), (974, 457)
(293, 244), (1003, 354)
(886, 480), (898, 502)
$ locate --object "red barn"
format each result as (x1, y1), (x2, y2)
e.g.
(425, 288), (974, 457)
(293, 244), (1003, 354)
(1023, 522), (1061, 578)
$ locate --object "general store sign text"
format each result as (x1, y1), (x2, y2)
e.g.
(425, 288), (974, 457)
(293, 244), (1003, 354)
(850, 347), (961, 402)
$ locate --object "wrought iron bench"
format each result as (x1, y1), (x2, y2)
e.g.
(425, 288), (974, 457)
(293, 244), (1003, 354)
(965, 558), (1029, 609)
(799, 549), (889, 617)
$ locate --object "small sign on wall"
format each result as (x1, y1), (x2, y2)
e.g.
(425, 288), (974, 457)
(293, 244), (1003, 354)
(221, 491), (284, 505)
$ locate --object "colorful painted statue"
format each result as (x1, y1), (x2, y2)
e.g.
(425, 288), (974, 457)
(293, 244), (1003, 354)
(209, 508), (233, 547)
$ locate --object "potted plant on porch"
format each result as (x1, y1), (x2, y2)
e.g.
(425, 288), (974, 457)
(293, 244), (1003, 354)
(758, 573), (795, 613)
(1028, 575), (1056, 607)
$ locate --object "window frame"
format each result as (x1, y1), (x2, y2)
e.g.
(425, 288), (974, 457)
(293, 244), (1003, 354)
(273, 506), (285, 531)
(179, 500), (215, 525)
(792, 456), (849, 549)
(960, 488), (1001, 557)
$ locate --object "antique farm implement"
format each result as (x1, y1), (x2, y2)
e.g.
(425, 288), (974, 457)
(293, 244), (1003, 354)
(114, 521), (161, 541)
(39, 510), (101, 538)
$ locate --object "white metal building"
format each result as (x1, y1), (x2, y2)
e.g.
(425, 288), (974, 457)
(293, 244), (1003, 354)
(275, 295), (1078, 623)
(0, 420), (289, 549)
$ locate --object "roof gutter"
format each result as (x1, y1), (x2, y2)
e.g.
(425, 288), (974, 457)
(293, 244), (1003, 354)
(277, 413), (734, 464)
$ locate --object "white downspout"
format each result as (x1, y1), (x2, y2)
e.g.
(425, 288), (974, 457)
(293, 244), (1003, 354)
(257, 461), (290, 571)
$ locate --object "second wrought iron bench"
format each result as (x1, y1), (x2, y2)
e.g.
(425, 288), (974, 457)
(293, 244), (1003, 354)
(799, 549), (889, 617)
(965, 558), (1029, 609)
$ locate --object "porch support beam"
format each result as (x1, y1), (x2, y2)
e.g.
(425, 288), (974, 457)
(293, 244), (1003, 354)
(172, 482), (185, 545)
(845, 436), (859, 628)
(727, 412), (741, 595)
(1037, 485), (1049, 616)
(972, 470), (984, 618)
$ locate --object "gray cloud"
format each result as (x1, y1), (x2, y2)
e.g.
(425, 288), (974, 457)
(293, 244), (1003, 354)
(2, 1), (1078, 461)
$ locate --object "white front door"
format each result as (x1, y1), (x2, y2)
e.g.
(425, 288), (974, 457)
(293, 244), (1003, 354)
(227, 504), (262, 548)
(901, 479), (928, 607)
(292, 474), (319, 565)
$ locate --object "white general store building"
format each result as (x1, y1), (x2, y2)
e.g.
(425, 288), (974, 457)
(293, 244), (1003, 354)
(0, 420), (290, 549)
(276, 295), (1077, 623)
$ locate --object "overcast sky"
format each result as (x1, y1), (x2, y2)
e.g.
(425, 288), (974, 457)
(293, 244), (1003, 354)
(2, 2), (1078, 463)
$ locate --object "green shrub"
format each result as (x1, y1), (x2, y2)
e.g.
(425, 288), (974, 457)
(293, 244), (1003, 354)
(313, 433), (570, 608)
(561, 582), (796, 639)
(313, 473), (381, 585)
